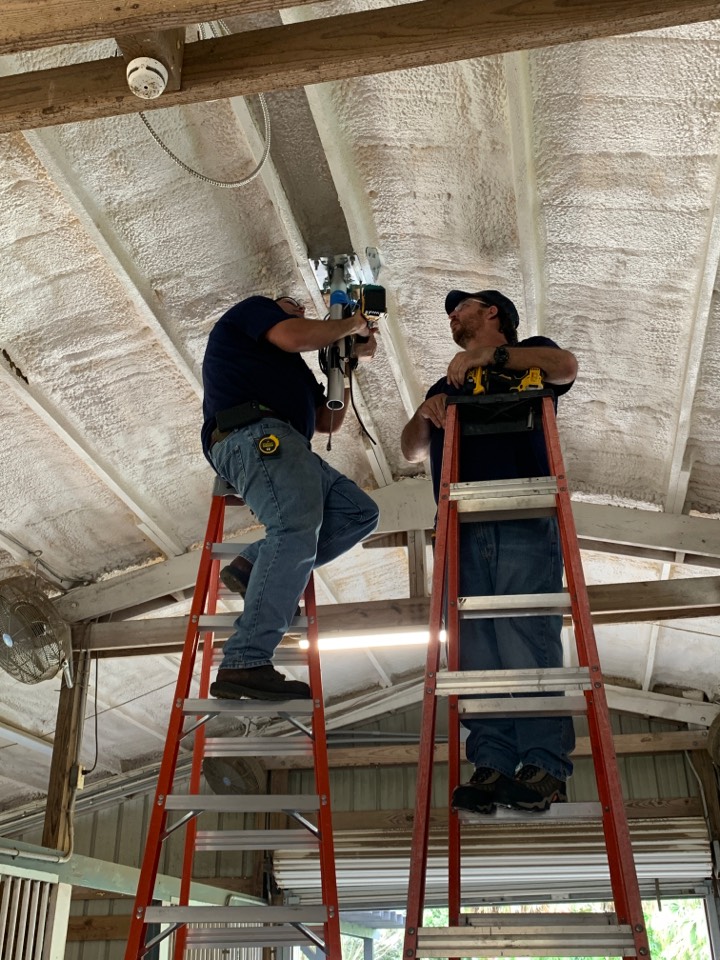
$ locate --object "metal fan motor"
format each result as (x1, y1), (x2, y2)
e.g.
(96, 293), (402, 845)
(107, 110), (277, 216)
(202, 756), (265, 796)
(0, 578), (73, 685)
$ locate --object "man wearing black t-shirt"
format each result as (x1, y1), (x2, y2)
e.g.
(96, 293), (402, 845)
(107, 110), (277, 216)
(202, 294), (379, 701)
(401, 290), (578, 813)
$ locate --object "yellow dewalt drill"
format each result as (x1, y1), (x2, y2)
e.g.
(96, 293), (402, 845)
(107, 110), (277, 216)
(464, 366), (545, 395)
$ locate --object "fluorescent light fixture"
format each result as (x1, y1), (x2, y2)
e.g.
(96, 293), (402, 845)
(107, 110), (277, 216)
(299, 630), (446, 652)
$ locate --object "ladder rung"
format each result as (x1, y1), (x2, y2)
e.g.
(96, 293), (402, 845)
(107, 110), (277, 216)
(458, 694), (587, 718)
(211, 542), (264, 557)
(459, 592), (571, 618)
(450, 478), (558, 520)
(211, 647), (309, 666)
(183, 698), (314, 716)
(164, 794), (320, 813)
(185, 927), (324, 948)
(203, 737), (313, 756)
(462, 912), (618, 927)
(456, 495), (557, 521)
(196, 829), (319, 851)
(435, 667), (591, 695)
(450, 477), (558, 498)
(144, 905), (326, 924)
(198, 613), (308, 632)
(416, 920), (635, 956)
(457, 802), (602, 823)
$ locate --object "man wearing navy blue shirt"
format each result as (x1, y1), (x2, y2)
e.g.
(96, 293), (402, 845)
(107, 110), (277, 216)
(401, 290), (578, 812)
(202, 294), (379, 701)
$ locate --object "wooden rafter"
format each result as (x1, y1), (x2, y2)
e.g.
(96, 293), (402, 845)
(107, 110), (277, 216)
(261, 730), (710, 770)
(76, 574), (720, 657)
(0, 0), (317, 54)
(1, 1), (720, 132)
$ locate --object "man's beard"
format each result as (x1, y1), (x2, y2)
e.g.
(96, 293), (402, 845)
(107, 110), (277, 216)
(452, 324), (471, 348)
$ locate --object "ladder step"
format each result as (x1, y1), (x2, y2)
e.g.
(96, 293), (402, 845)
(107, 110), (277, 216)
(204, 737), (313, 757)
(211, 647), (309, 667)
(450, 476), (558, 498)
(456, 494), (557, 521)
(459, 592), (571, 618)
(435, 667), (591, 695)
(196, 829), (319, 851)
(451, 477), (558, 521)
(198, 613), (308, 632)
(144, 905), (326, 924)
(183, 698), (314, 716)
(185, 927), (324, 949)
(461, 912), (618, 926)
(210, 542), (265, 557)
(457, 802), (602, 823)
(165, 794), (320, 813)
(416, 918), (635, 957)
(458, 694), (587, 718)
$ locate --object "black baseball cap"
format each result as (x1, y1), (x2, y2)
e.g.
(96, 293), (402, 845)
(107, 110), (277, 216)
(444, 289), (520, 329)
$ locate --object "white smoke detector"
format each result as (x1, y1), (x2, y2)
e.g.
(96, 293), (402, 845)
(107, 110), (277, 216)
(126, 57), (169, 100)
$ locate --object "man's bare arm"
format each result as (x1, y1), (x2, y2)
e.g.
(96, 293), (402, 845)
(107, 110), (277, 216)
(401, 394), (447, 462)
(265, 312), (369, 352)
(446, 346), (578, 389)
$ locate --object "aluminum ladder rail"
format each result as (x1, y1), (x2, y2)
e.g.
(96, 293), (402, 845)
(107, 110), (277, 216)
(403, 394), (650, 960)
(124, 479), (341, 959)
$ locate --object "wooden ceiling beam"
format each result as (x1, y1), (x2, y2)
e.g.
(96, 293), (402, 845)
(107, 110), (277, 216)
(1, 0), (720, 133)
(0, 0), (317, 55)
(262, 729), (710, 770)
(76, 574), (720, 656)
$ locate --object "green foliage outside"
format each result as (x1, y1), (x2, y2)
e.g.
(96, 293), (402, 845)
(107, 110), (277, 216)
(334, 899), (711, 960)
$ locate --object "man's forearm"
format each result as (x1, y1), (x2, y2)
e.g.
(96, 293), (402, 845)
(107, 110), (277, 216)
(401, 411), (431, 462)
(266, 315), (363, 352)
(504, 346), (577, 384)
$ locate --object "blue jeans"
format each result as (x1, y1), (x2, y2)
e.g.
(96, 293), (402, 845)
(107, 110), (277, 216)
(209, 417), (379, 668)
(458, 517), (575, 781)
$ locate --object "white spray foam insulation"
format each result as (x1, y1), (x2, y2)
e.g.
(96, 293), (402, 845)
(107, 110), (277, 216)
(1, 17), (720, 805)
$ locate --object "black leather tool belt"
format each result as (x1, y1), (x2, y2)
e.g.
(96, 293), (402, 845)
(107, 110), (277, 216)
(210, 402), (288, 449)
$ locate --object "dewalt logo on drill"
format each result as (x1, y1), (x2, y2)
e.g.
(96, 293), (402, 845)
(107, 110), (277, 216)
(257, 434), (281, 456)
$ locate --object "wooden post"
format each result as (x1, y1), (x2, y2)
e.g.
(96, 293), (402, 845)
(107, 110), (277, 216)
(42, 640), (92, 852)
(690, 749), (720, 842)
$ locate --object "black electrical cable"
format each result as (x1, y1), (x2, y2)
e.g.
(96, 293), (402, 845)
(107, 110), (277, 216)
(348, 365), (377, 445)
(84, 655), (100, 775)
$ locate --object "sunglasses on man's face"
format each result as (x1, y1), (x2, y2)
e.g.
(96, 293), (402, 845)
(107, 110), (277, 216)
(453, 297), (489, 311)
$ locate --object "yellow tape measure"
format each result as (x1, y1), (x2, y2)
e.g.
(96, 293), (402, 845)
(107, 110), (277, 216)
(257, 434), (280, 455)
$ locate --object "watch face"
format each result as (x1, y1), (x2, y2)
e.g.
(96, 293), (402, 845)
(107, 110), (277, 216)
(494, 346), (509, 367)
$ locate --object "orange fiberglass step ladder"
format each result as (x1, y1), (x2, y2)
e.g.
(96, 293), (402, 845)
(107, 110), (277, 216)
(124, 477), (341, 960)
(403, 392), (651, 960)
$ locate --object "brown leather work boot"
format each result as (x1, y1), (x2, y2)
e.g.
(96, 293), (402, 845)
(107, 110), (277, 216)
(219, 557), (253, 597)
(210, 665), (311, 701)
